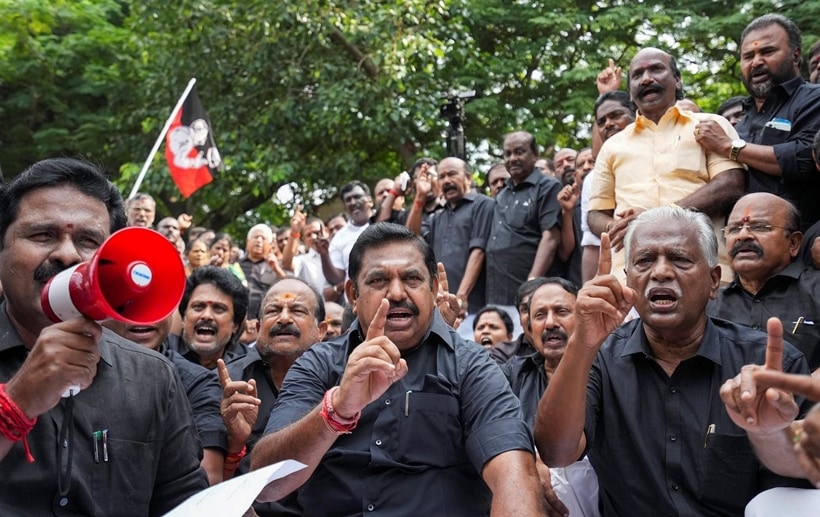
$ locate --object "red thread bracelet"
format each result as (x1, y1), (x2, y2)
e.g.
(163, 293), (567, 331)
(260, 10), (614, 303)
(320, 386), (359, 435)
(388, 189), (401, 198)
(0, 383), (36, 462)
(225, 445), (247, 464)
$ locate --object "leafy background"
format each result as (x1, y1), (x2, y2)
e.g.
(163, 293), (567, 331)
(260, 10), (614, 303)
(1, 0), (818, 237)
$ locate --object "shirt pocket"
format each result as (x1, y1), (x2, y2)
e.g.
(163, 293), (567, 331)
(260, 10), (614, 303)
(396, 391), (463, 467)
(91, 438), (155, 512)
(673, 146), (708, 181)
(698, 433), (758, 511)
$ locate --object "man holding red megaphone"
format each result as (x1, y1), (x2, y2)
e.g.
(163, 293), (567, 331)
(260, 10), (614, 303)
(0, 158), (207, 515)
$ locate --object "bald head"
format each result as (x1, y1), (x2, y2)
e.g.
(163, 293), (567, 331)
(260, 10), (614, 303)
(438, 157), (471, 207)
(725, 193), (801, 291)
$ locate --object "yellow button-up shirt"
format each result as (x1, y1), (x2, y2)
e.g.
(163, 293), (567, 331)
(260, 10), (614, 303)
(590, 106), (743, 282)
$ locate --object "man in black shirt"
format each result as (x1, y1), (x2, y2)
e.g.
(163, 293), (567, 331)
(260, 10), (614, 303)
(251, 223), (547, 515)
(169, 266), (249, 369)
(697, 14), (820, 229)
(487, 132), (562, 308)
(536, 206), (809, 515)
(709, 193), (820, 369)
(0, 158), (206, 515)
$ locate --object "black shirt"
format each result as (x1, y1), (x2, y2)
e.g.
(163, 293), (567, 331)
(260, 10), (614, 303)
(426, 191), (495, 311)
(486, 169), (562, 305)
(265, 313), (533, 516)
(736, 76), (820, 229)
(164, 347), (227, 452)
(239, 256), (280, 319)
(0, 303), (208, 516)
(500, 352), (548, 429)
(708, 261), (820, 369)
(225, 347), (299, 516)
(584, 317), (810, 516)
(490, 333), (537, 365)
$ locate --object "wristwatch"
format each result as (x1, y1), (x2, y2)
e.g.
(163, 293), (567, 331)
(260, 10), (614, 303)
(729, 139), (746, 161)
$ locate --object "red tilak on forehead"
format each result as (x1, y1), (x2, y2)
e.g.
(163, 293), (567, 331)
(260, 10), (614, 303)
(741, 206), (751, 223)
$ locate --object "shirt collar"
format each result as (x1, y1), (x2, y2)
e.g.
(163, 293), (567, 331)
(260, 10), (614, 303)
(507, 168), (542, 189)
(620, 317), (722, 365)
(727, 259), (805, 291)
(635, 104), (690, 130)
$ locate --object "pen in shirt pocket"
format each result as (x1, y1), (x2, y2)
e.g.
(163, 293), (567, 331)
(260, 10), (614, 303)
(703, 424), (715, 448)
(792, 317), (815, 334)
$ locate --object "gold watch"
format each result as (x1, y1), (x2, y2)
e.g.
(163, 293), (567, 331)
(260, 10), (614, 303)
(729, 139), (746, 161)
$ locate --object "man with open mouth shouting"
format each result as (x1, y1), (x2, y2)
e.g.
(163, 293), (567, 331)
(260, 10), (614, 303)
(251, 223), (548, 516)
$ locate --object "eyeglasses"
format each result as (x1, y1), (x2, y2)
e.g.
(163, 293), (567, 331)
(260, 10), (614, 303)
(722, 222), (793, 237)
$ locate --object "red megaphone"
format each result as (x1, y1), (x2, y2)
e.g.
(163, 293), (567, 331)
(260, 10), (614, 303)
(41, 227), (186, 325)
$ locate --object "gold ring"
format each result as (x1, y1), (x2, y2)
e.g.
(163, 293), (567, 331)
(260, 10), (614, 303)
(694, 127), (700, 136)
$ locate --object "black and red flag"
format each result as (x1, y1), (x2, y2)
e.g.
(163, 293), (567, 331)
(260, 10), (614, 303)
(164, 86), (222, 198)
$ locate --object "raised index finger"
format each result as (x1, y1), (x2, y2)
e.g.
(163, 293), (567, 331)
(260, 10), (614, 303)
(597, 231), (613, 277)
(437, 262), (449, 293)
(217, 358), (232, 389)
(366, 299), (389, 341)
(765, 317), (784, 372)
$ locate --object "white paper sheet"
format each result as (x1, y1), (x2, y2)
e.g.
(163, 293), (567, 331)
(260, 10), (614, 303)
(164, 460), (306, 517)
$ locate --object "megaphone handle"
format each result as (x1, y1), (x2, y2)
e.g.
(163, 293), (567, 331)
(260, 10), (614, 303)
(62, 386), (81, 398)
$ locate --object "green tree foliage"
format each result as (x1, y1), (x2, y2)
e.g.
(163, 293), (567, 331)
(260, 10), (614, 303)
(2, 0), (818, 233)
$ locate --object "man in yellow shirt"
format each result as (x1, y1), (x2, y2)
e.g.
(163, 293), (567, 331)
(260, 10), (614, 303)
(588, 47), (745, 282)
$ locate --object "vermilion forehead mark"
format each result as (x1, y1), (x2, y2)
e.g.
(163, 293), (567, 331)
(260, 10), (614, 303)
(741, 206), (751, 223)
(274, 293), (296, 303)
(66, 224), (73, 229)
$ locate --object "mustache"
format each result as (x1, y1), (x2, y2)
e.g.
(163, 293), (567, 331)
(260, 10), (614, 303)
(541, 328), (568, 344)
(730, 240), (763, 259)
(34, 261), (69, 283)
(390, 299), (420, 316)
(636, 83), (663, 99)
(194, 322), (218, 333)
(268, 322), (301, 338)
(644, 284), (683, 299)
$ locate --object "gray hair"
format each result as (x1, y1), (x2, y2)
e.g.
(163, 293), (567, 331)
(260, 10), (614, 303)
(247, 223), (273, 241)
(624, 206), (718, 268)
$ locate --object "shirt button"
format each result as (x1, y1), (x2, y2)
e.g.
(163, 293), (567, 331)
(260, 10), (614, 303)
(669, 387), (677, 394)
(670, 435), (677, 442)
(384, 399), (391, 406)
(367, 504), (375, 511)
(754, 298), (761, 304)
(752, 325), (760, 330)
(671, 483), (680, 491)
(59, 498), (69, 507)
(375, 439), (382, 446)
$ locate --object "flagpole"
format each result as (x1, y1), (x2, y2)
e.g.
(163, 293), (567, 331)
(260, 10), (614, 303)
(128, 77), (197, 200)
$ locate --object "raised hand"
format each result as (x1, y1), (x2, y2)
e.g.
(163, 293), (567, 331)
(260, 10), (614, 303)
(435, 262), (463, 328)
(5, 318), (102, 418)
(558, 183), (580, 214)
(217, 358), (260, 450)
(596, 58), (622, 94)
(290, 205), (306, 234)
(720, 318), (800, 433)
(571, 233), (636, 352)
(177, 213), (193, 231)
(334, 300), (408, 418)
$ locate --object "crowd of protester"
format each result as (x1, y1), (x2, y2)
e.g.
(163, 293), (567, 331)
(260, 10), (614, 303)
(2, 12), (820, 516)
